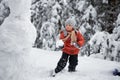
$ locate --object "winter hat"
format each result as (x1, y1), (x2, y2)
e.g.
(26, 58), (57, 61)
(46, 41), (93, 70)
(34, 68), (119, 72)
(65, 17), (76, 29)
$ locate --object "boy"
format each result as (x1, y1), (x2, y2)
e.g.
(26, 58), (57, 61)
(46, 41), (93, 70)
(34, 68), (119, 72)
(52, 18), (85, 77)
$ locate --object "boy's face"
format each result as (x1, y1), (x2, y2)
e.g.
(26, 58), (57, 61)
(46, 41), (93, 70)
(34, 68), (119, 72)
(65, 24), (73, 32)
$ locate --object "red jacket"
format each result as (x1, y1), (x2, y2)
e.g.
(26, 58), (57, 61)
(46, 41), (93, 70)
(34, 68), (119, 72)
(60, 31), (84, 55)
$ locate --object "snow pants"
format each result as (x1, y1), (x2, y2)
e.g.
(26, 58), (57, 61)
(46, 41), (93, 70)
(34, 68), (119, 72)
(55, 52), (78, 73)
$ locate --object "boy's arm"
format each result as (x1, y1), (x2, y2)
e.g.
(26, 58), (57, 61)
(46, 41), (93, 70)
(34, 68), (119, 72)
(77, 32), (85, 47)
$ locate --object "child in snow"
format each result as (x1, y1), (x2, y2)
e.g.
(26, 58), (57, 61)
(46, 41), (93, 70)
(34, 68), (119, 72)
(52, 18), (85, 77)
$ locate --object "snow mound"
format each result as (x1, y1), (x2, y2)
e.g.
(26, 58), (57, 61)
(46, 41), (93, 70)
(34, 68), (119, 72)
(0, 0), (36, 80)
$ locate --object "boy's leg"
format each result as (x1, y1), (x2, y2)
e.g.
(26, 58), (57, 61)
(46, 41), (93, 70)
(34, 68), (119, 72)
(68, 54), (78, 72)
(54, 52), (69, 73)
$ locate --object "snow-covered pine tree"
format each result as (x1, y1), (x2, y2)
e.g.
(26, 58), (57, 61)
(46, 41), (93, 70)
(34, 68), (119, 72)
(81, 0), (120, 58)
(93, 0), (119, 33)
(40, 22), (56, 50)
(31, 0), (61, 50)
(77, 1), (102, 56)
(88, 13), (120, 62)
(111, 13), (120, 62)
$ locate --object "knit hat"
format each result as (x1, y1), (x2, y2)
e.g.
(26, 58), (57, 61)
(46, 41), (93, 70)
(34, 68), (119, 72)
(65, 18), (76, 29)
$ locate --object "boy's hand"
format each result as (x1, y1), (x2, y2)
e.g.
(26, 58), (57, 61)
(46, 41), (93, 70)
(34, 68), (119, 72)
(67, 32), (72, 35)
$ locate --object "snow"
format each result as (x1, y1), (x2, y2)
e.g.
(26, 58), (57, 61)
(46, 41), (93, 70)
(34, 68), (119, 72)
(18, 48), (120, 80)
(89, 29), (120, 61)
(116, 13), (120, 26)
(1, 43), (120, 80)
(0, 0), (36, 80)
(89, 31), (109, 45)
(76, 0), (86, 12)
(0, 2), (5, 15)
(0, 0), (36, 53)
(52, 2), (61, 10)
(80, 23), (87, 35)
(0, 0), (10, 25)
(85, 22), (91, 29)
(103, 0), (108, 4)
(82, 5), (97, 21)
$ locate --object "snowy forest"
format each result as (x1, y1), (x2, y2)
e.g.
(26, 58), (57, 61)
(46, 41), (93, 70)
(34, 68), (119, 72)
(0, 0), (120, 61)
(0, 0), (120, 80)
(30, 0), (120, 62)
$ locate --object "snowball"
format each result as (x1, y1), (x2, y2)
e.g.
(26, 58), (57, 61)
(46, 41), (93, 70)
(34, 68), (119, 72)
(56, 40), (64, 48)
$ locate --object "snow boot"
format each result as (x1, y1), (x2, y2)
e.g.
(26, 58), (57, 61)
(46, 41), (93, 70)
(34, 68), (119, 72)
(51, 70), (57, 77)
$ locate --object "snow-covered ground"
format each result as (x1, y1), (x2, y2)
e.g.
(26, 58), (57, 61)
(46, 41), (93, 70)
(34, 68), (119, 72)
(22, 48), (120, 80)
